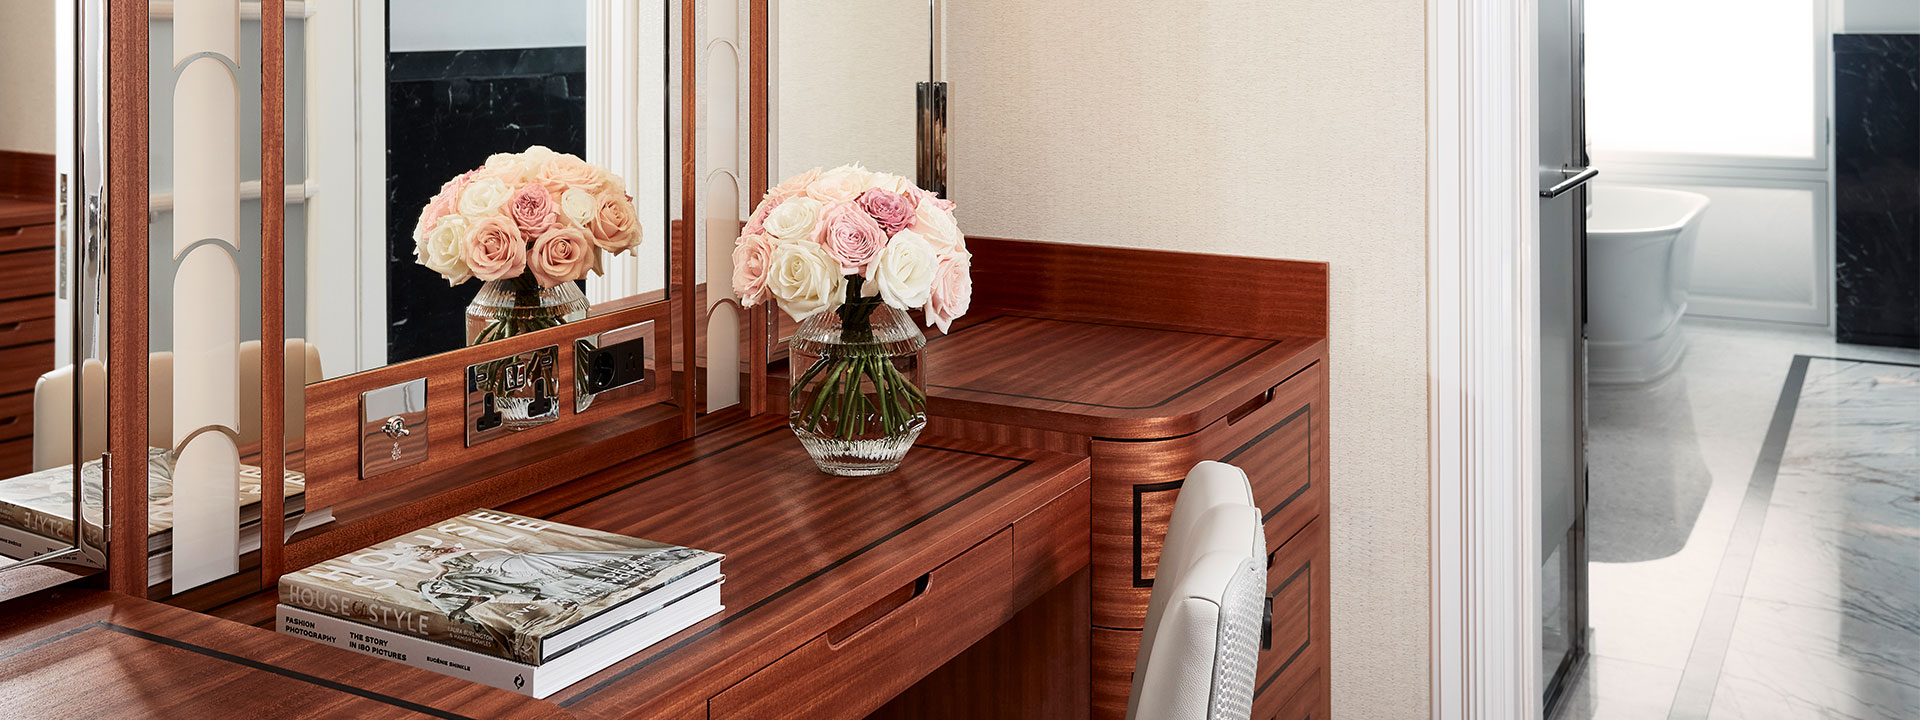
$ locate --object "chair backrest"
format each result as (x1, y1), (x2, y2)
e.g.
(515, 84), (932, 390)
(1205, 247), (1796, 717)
(1130, 461), (1256, 704)
(237, 339), (322, 447)
(1126, 503), (1267, 720)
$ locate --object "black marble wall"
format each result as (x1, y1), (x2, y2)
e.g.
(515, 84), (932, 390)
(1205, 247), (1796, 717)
(1834, 34), (1920, 349)
(385, 47), (587, 365)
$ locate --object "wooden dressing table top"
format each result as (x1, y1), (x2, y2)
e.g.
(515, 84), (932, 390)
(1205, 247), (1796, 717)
(181, 416), (1089, 719)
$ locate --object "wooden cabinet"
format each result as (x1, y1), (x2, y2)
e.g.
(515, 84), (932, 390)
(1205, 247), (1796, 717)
(0, 158), (57, 478)
(920, 313), (1331, 720)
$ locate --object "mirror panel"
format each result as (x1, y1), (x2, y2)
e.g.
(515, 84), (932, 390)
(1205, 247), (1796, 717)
(294, 0), (672, 382)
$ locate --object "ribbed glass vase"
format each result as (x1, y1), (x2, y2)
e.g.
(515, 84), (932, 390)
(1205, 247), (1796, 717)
(465, 275), (589, 346)
(788, 298), (928, 477)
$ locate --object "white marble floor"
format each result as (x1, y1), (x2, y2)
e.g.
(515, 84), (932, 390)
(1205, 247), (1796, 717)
(1555, 319), (1920, 720)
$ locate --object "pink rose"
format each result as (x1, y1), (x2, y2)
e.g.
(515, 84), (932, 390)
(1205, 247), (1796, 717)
(414, 172), (472, 237)
(744, 191), (787, 236)
(529, 226), (595, 287)
(811, 201), (888, 275)
(856, 188), (916, 235)
(537, 152), (607, 195)
(506, 183), (561, 238)
(909, 185), (956, 213)
(589, 192), (642, 252)
(773, 167), (821, 197)
(461, 215), (527, 281)
(924, 251), (972, 334)
(730, 233), (774, 306)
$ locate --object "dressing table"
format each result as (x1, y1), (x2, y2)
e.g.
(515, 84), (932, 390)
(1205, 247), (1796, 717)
(0, 2), (1329, 719)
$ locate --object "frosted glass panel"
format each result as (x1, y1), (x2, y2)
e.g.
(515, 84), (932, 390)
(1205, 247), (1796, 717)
(1588, 0), (1818, 159)
(705, 44), (740, 172)
(1679, 184), (1819, 305)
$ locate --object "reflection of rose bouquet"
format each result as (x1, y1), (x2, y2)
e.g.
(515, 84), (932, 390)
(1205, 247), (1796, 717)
(412, 145), (641, 288)
(730, 164), (971, 333)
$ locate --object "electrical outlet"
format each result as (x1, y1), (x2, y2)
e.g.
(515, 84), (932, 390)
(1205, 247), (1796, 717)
(466, 345), (560, 446)
(575, 320), (655, 413)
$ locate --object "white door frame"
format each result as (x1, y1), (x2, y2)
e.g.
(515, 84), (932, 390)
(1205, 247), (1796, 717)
(1428, 0), (1543, 717)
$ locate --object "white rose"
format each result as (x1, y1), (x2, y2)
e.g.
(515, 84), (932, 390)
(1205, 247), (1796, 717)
(560, 187), (597, 228)
(416, 214), (473, 285)
(763, 196), (823, 243)
(766, 239), (847, 321)
(869, 172), (916, 196)
(806, 164), (874, 204)
(872, 230), (937, 310)
(517, 145), (559, 175)
(458, 176), (511, 216)
(909, 202), (963, 256)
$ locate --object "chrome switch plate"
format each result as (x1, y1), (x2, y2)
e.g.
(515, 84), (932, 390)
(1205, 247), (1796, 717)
(466, 344), (561, 447)
(360, 378), (428, 478)
(574, 320), (656, 414)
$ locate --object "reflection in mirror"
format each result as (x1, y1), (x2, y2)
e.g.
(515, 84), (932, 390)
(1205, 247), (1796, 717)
(0, 0), (107, 584)
(297, 0), (671, 381)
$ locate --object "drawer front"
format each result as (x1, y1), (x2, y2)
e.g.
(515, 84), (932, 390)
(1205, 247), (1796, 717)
(0, 342), (50, 399)
(0, 435), (30, 478)
(709, 528), (1014, 720)
(1252, 516), (1327, 720)
(0, 391), (31, 443)
(1090, 362), (1326, 630)
(1090, 627), (1140, 720)
(0, 224), (53, 254)
(0, 295), (54, 326)
(0, 247), (53, 302)
(0, 315), (55, 350)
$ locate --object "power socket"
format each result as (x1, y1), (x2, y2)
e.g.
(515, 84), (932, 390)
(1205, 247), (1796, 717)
(575, 320), (655, 413)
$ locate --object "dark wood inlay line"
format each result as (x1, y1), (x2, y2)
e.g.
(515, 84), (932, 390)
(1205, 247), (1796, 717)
(1222, 401), (1314, 523)
(1, 622), (477, 720)
(1131, 479), (1186, 589)
(556, 457), (1033, 706)
(1256, 561), (1312, 697)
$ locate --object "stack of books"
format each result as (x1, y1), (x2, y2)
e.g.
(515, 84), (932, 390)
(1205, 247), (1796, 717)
(276, 508), (723, 699)
(0, 448), (332, 583)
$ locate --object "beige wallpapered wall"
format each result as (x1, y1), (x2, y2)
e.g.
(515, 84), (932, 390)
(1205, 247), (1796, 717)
(945, 2), (1431, 716)
(0, 0), (56, 154)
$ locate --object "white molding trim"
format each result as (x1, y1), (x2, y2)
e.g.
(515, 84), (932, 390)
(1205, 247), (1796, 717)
(1428, 0), (1541, 716)
(150, 2), (313, 20)
(148, 180), (311, 220)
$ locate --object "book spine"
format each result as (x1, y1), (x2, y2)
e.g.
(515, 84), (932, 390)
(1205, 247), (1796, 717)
(0, 522), (94, 564)
(276, 606), (541, 698)
(276, 572), (486, 654)
(0, 501), (80, 547)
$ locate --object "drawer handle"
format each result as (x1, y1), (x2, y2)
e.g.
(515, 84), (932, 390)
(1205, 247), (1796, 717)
(0, 322), (23, 334)
(1227, 386), (1277, 426)
(0, 416), (17, 427)
(826, 572), (932, 648)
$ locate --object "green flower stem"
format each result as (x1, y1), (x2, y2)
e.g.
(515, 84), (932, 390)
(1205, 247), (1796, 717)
(790, 279), (924, 441)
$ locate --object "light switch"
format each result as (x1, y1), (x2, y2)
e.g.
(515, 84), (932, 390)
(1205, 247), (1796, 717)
(466, 345), (561, 447)
(360, 378), (427, 478)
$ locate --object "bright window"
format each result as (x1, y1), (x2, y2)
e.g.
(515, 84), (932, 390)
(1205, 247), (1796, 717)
(1586, 0), (1820, 161)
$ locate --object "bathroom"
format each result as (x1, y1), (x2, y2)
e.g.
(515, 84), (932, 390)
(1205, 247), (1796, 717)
(1551, 0), (1920, 717)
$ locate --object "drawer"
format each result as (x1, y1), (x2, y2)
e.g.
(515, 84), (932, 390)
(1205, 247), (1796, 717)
(709, 528), (1014, 720)
(0, 224), (53, 254)
(0, 435), (31, 478)
(0, 295), (53, 326)
(0, 315), (54, 350)
(1252, 516), (1327, 720)
(0, 342), (50, 398)
(1091, 362), (1326, 629)
(0, 247), (52, 302)
(0, 391), (31, 443)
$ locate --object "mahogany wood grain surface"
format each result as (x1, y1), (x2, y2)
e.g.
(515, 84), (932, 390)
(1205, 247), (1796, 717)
(0, 151), (55, 202)
(260, 0), (288, 588)
(924, 314), (1324, 439)
(0, 201), (53, 232)
(0, 587), (566, 718)
(964, 237), (1328, 341)
(303, 300), (675, 513)
(107, 0), (151, 595)
(495, 415), (1088, 720)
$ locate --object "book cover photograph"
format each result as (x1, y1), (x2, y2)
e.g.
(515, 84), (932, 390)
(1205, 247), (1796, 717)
(0, 447), (309, 549)
(279, 508), (721, 664)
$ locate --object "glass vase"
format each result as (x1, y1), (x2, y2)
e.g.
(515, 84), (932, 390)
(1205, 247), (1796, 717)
(788, 298), (928, 477)
(465, 275), (589, 346)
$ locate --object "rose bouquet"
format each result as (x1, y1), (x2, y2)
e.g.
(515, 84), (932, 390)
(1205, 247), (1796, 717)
(732, 164), (971, 475)
(413, 145), (643, 345)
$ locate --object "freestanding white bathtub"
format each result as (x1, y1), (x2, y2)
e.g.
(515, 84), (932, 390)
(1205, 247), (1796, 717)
(1585, 185), (1711, 384)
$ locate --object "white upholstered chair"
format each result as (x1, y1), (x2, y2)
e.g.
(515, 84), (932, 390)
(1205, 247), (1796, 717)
(1127, 462), (1269, 720)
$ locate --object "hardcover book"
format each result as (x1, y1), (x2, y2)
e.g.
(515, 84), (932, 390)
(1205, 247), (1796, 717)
(278, 508), (722, 664)
(0, 447), (309, 549)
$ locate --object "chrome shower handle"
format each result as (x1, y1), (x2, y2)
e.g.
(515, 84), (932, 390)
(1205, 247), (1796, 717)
(1540, 166), (1599, 199)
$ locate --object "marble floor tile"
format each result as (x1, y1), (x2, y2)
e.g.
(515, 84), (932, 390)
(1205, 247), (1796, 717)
(1707, 597), (1920, 720)
(1554, 655), (1686, 720)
